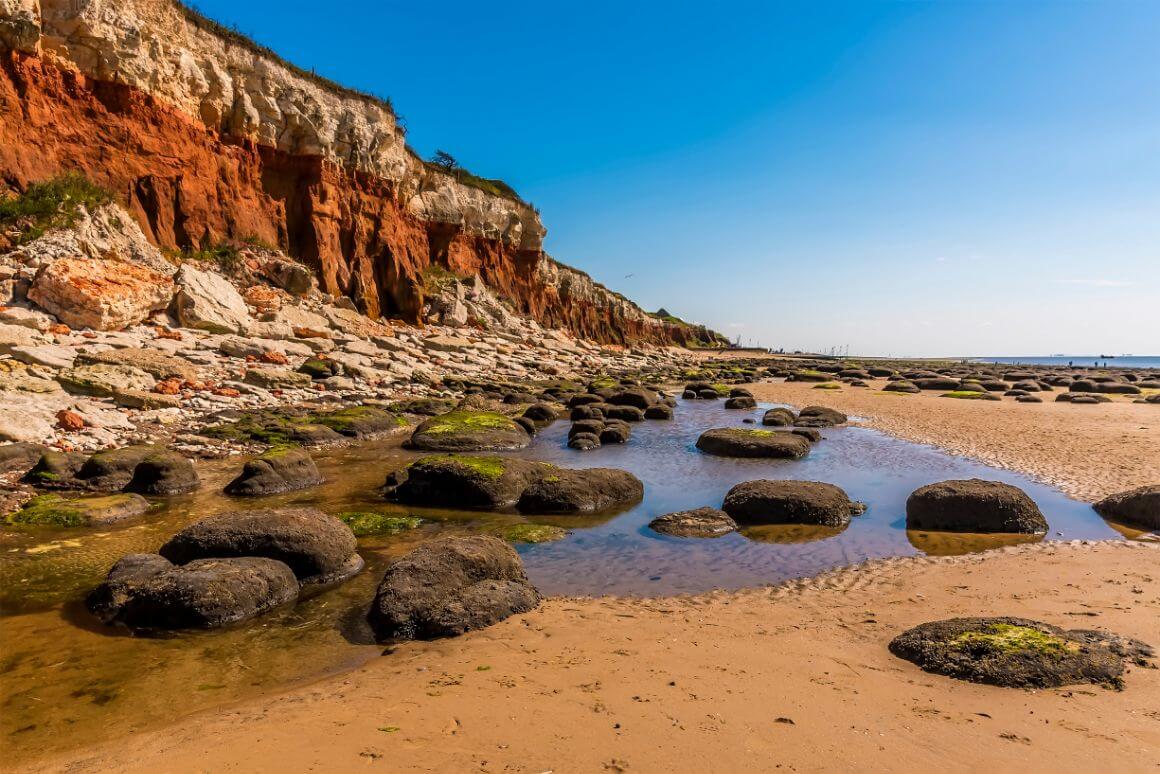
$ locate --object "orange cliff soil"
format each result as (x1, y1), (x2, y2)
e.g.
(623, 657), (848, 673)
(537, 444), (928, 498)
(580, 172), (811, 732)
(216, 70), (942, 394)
(0, 50), (704, 346)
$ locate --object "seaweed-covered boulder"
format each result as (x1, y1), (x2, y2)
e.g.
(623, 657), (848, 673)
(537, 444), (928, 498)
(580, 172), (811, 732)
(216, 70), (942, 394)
(906, 479), (1047, 533)
(21, 450), (87, 488)
(159, 507), (362, 585)
(367, 535), (540, 641)
(724, 395), (757, 410)
(1093, 485), (1159, 531)
(794, 406), (847, 428)
(298, 357), (342, 380)
(89, 555), (299, 630)
(315, 406), (403, 439)
(6, 493), (151, 527)
(224, 447), (323, 496)
(761, 407), (796, 426)
(696, 428), (811, 459)
(124, 450), (200, 495)
(386, 456), (543, 509)
(517, 468), (643, 513)
(408, 410), (530, 451)
(649, 507), (737, 538)
(722, 480), (862, 527)
(889, 617), (1151, 688)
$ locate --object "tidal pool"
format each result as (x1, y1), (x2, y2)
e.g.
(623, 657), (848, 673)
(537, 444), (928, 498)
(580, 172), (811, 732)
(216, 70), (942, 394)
(0, 398), (1134, 764)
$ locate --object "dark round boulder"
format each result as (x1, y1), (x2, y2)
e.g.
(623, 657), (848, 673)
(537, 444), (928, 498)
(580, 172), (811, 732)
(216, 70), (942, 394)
(697, 389), (720, 400)
(643, 404), (673, 420)
(517, 468), (644, 513)
(599, 423), (631, 445)
(73, 445), (157, 492)
(0, 442), (48, 476)
(906, 479), (1047, 533)
(791, 428), (822, 443)
(523, 403), (559, 424)
(86, 553), (176, 623)
(124, 450), (200, 495)
(696, 428), (811, 459)
(724, 396), (757, 410)
(513, 416), (538, 436)
(22, 449), (86, 488)
(729, 387), (754, 398)
(386, 455), (542, 509)
(606, 388), (658, 410)
(914, 377), (961, 391)
(1093, 485), (1159, 531)
(883, 381), (920, 394)
(367, 535), (540, 641)
(681, 390), (698, 399)
(722, 480), (862, 527)
(649, 507), (737, 538)
(762, 407), (795, 426)
(95, 556), (299, 630)
(568, 432), (601, 450)
(570, 404), (605, 421)
(888, 617), (1148, 688)
(567, 393), (605, 408)
(315, 406), (403, 439)
(605, 405), (645, 422)
(159, 507), (362, 585)
(224, 447), (323, 496)
(1016, 395), (1043, 403)
(569, 419), (605, 438)
(409, 410), (530, 451)
(794, 406), (847, 427)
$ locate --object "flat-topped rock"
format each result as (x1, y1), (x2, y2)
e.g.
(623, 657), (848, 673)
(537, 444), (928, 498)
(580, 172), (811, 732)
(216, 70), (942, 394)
(722, 480), (862, 527)
(696, 428), (811, 459)
(906, 479), (1047, 533)
(649, 507), (737, 538)
(408, 410), (530, 451)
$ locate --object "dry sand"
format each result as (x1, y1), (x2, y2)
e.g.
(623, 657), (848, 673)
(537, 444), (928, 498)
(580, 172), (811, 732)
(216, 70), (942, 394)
(38, 541), (1159, 773)
(745, 379), (1159, 502)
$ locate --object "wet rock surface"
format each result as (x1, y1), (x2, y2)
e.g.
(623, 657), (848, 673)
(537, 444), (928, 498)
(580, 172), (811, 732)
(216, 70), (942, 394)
(889, 617), (1152, 688)
(722, 480), (862, 527)
(1093, 485), (1159, 530)
(367, 535), (540, 641)
(224, 446), (324, 496)
(906, 479), (1047, 533)
(408, 410), (531, 452)
(159, 507), (362, 585)
(649, 507), (738, 538)
(696, 428), (812, 459)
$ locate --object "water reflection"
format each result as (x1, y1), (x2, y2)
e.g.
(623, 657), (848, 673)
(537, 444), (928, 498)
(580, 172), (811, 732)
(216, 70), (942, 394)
(905, 529), (1044, 557)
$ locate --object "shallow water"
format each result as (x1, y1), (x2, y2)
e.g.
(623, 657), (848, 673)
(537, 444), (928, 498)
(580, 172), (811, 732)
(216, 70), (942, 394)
(0, 398), (1138, 763)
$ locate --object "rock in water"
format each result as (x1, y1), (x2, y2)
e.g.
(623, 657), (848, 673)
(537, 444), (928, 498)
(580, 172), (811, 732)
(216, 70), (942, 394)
(889, 617), (1151, 688)
(517, 468), (644, 513)
(27, 257), (173, 331)
(649, 507), (737, 538)
(1093, 485), (1160, 531)
(906, 479), (1047, 533)
(408, 410), (530, 451)
(124, 450), (200, 495)
(159, 507), (362, 585)
(386, 455), (541, 509)
(224, 447), (323, 496)
(90, 556), (299, 630)
(367, 535), (540, 641)
(762, 408), (795, 426)
(722, 480), (862, 527)
(695, 428), (811, 459)
(793, 406), (847, 427)
(7, 493), (151, 527)
(724, 395), (757, 410)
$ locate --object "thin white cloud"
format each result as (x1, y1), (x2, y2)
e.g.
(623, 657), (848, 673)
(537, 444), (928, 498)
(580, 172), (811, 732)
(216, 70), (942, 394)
(1055, 278), (1134, 288)
(727, 322), (746, 329)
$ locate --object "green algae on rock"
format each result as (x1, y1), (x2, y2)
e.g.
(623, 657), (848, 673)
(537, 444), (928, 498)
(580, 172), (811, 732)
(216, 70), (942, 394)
(337, 512), (422, 537)
(8, 493), (151, 527)
(495, 523), (570, 544)
(408, 410), (530, 451)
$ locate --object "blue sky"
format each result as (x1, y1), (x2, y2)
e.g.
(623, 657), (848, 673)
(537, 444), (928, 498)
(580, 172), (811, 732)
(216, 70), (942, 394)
(193, 0), (1159, 356)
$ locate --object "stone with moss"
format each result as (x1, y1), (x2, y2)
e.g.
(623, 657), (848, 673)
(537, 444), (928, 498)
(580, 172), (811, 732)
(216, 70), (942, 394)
(314, 405), (406, 439)
(8, 493), (151, 528)
(408, 410), (530, 451)
(889, 617), (1152, 688)
(224, 446), (323, 496)
(496, 523), (570, 544)
(337, 512), (422, 537)
(941, 390), (1001, 400)
(386, 455), (546, 509)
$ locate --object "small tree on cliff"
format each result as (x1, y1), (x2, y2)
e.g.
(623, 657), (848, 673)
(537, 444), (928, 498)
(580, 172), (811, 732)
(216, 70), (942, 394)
(430, 150), (460, 179)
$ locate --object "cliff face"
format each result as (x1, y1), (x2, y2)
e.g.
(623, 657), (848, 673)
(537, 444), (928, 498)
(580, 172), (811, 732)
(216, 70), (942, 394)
(0, 0), (718, 346)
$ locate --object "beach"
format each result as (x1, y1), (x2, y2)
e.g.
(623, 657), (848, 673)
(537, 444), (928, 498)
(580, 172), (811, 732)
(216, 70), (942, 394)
(743, 375), (1158, 502)
(38, 540), (1160, 773)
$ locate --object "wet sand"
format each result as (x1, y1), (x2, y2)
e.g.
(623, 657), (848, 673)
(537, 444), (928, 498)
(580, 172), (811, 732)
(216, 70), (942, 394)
(36, 540), (1159, 773)
(745, 379), (1159, 502)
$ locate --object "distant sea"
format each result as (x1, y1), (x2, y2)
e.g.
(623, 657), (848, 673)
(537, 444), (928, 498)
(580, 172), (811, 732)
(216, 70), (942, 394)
(971, 355), (1160, 370)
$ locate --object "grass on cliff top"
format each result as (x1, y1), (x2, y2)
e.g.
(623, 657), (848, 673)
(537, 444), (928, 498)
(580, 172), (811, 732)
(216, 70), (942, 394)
(0, 174), (113, 246)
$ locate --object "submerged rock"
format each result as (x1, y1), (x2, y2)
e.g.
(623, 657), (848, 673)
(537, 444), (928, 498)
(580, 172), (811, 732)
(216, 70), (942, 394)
(89, 555), (299, 630)
(408, 410), (530, 451)
(159, 507), (362, 585)
(696, 428), (811, 459)
(906, 479), (1047, 533)
(1093, 485), (1159, 531)
(889, 617), (1151, 688)
(6, 492), (150, 527)
(649, 507), (737, 538)
(224, 447), (323, 496)
(722, 480), (862, 527)
(367, 535), (540, 641)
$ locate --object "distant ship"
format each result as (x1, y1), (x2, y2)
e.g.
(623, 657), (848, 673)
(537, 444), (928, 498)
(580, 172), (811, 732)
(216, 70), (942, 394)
(1099, 354), (1116, 359)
